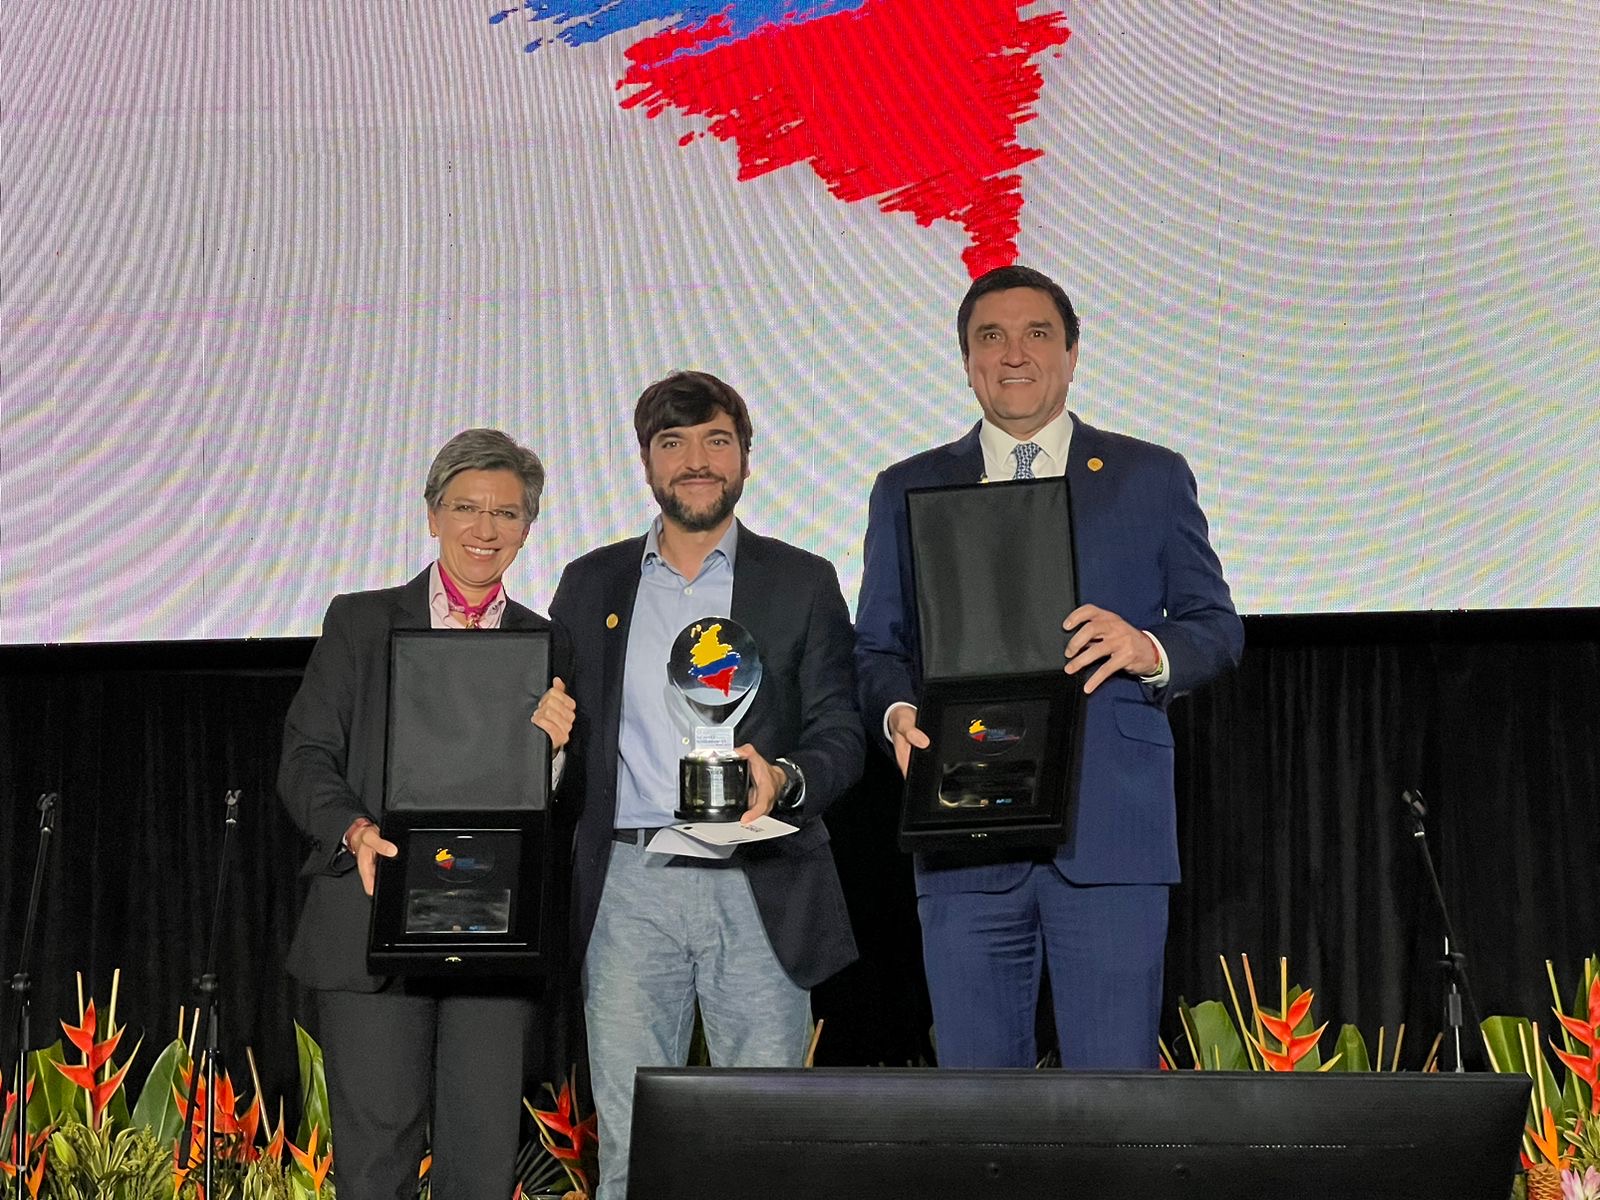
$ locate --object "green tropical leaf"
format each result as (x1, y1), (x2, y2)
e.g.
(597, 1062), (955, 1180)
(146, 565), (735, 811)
(1482, 1015), (1565, 1122)
(26, 1041), (76, 1127)
(294, 1022), (332, 1149)
(1328, 1024), (1371, 1071)
(1180, 999), (1249, 1071)
(129, 1037), (190, 1142)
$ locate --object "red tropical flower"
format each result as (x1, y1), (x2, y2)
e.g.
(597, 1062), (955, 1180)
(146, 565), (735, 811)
(1525, 1104), (1570, 1170)
(529, 1074), (598, 1194)
(173, 1065), (244, 1139)
(260, 1099), (287, 1166)
(2, 1085), (53, 1200)
(1249, 989), (1328, 1072)
(1552, 974), (1600, 1115)
(289, 1125), (334, 1196)
(238, 1094), (263, 1160)
(54, 999), (138, 1128)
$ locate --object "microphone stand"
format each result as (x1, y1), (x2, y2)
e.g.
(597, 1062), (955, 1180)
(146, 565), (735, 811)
(179, 790), (241, 1193)
(1401, 789), (1484, 1071)
(9, 793), (57, 1180)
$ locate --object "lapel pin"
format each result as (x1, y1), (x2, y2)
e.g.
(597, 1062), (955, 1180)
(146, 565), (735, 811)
(606, 613), (619, 629)
(1087, 457), (1104, 472)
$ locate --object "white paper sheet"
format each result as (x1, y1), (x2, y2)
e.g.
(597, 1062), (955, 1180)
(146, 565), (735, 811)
(645, 817), (799, 859)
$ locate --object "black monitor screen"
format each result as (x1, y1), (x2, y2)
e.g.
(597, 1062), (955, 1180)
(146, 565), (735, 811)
(628, 1068), (1528, 1200)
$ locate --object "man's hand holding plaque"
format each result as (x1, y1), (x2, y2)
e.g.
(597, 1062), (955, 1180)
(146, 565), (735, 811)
(1063, 604), (1161, 693)
(887, 703), (932, 778)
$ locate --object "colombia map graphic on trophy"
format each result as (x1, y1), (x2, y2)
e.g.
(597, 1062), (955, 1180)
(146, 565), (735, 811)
(668, 618), (764, 821)
(489, 0), (1070, 276)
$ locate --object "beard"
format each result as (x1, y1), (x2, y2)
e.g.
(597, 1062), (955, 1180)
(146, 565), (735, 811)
(654, 472), (743, 532)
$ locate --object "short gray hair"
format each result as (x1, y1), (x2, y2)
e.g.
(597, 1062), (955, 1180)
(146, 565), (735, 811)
(423, 428), (546, 523)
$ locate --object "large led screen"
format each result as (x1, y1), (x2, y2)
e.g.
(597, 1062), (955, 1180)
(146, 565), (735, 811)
(2, 2), (1597, 642)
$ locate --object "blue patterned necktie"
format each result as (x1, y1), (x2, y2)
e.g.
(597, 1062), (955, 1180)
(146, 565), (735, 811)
(1013, 441), (1042, 479)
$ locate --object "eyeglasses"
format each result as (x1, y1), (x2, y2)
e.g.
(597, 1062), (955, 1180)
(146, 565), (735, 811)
(439, 502), (527, 529)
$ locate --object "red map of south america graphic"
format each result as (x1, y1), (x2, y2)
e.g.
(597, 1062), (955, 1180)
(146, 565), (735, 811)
(492, 1), (1071, 277)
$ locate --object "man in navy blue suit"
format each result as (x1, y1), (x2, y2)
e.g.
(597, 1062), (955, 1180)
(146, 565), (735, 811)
(854, 264), (1243, 1069)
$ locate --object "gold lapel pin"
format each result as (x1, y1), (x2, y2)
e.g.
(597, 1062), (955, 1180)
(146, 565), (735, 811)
(1087, 457), (1104, 472)
(606, 613), (619, 629)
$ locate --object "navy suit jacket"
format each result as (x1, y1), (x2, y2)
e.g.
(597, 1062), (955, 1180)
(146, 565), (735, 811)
(278, 567), (548, 992)
(855, 415), (1243, 893)
(550, 523), (863, 990)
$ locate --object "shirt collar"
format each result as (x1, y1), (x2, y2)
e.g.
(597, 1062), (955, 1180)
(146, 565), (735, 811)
(427, 560), (509, 629)
(640, 515), (739, 577)
(978, 411), (1074, 480)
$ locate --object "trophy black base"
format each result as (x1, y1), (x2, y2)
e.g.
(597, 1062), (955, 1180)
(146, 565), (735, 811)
(675, 750), (750, 823)
(368, 809), (550, 977)
(899, 672), (1079, 852)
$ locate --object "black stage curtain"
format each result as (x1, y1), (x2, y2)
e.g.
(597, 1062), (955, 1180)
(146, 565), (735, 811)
(3, 612), (1596, 1118)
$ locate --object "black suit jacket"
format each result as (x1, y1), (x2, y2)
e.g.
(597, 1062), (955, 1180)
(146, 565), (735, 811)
(278, 567), (548, 992)
(550, 523), (862, 990)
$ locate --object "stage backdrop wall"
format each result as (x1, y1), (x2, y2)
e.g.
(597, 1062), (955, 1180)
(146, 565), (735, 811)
(3, 611), (1595, 1113)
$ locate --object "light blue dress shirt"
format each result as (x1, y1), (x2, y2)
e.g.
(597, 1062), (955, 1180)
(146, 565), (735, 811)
(613, 517), (738, 829)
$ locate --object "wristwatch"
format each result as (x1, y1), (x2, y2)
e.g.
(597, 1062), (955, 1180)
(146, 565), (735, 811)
(772, 757), (805, 811)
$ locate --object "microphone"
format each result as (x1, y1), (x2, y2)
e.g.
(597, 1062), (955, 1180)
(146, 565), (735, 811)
(36, 792), (58, 833)
(1399, 785), (1483, 1070)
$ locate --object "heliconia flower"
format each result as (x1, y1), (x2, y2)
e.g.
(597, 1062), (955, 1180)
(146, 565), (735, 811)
(262, 1120), (286, 1165)
(22, 1147), (47, 1200)
(529, 1075), (596, 1194)
(289, 1125), (334, 1196)
(238, 1094), (262, 1158)
(60, 1001), (122, 1073)
(1525, 1104), (1570, 1170)
(1247, 1024), (1328, 1072)
(259, 1098), (287, 1165)
(1552, 976), (1600, 1115)
(2, 1079), (30, 1170)
(54, 1025), (137, 1128)
(172, 1066), (244, 1138)
(533, 1077), (578, 1139)
(0, 1119), (53, 1188)
(1557, 1011), (1600, 1054)
(1257, 990), (1316, 1047)
(1553, 1045), (1599, 1090)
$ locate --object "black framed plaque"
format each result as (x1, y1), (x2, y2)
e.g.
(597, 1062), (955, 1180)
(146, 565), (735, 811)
(368, 628), (553, 976)
(901, 672), (1078, 850)
(900, 477), (1082, 850)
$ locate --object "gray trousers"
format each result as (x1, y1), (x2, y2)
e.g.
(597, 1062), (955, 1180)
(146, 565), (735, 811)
(583, 837), (810, 1200)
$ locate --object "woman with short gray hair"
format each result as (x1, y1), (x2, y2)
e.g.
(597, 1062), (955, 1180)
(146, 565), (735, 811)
(278, 427), (564, 1199)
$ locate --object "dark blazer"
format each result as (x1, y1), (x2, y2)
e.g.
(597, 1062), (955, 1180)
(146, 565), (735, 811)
(278, 567), (548, 992)
(551, 522), (862, 990)
(855, 415), (1244, 892)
